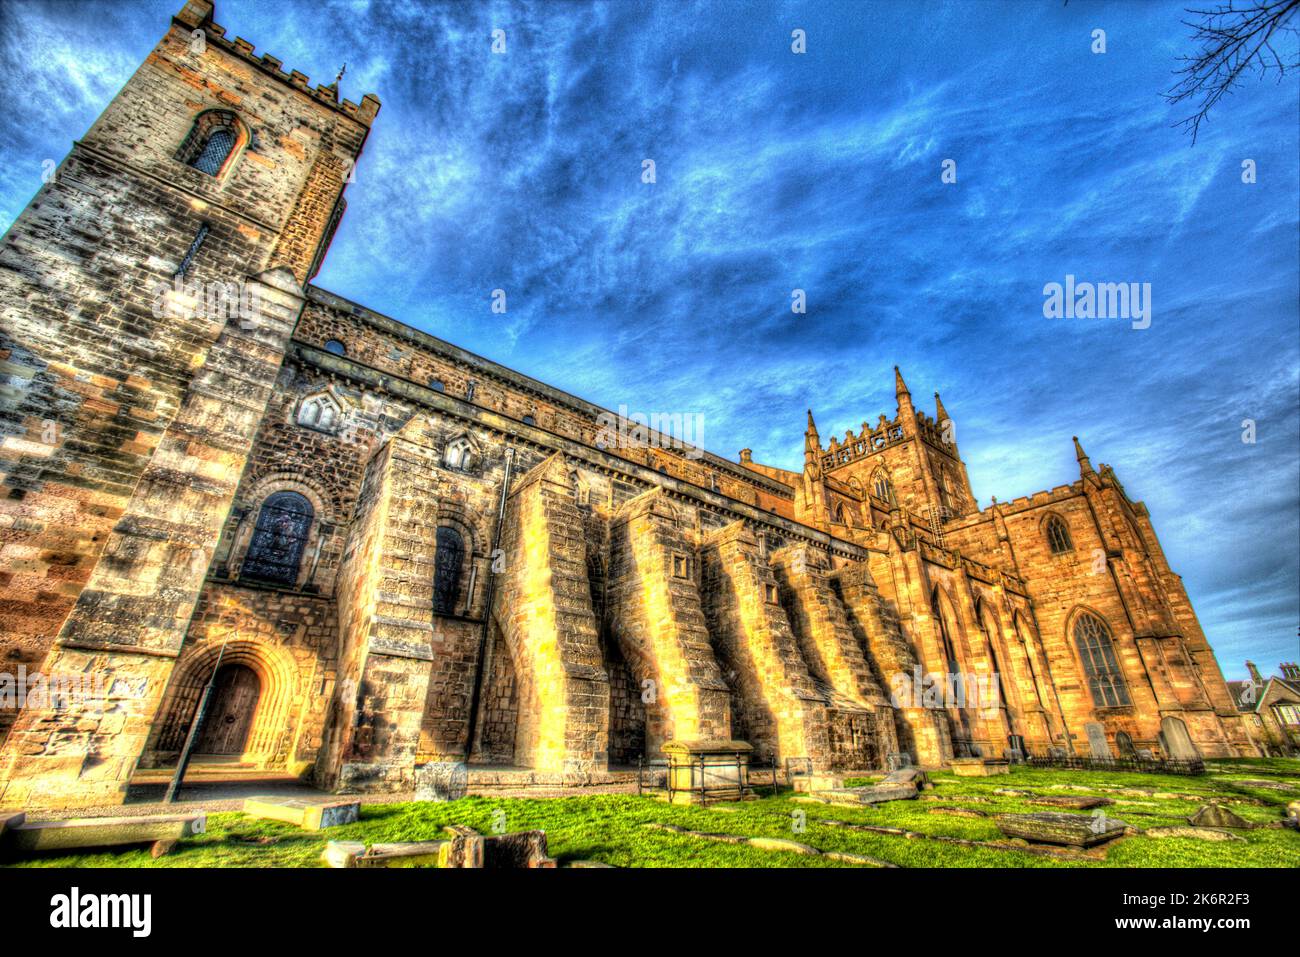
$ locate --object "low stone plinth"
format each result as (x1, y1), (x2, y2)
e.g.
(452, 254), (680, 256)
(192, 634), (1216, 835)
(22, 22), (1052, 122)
(951, 758), (1011, 777)
(414, 761), (468, 802)
(243, 797), (360, 831)
(321, 841), (367, 868)
(995, 811), (1127, 847)
(2, 813), (206, 855)
(438, 825), (484, 868)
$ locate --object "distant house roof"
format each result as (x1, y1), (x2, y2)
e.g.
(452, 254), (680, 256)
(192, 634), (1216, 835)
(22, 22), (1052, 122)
(1227, 674), (1300, 714)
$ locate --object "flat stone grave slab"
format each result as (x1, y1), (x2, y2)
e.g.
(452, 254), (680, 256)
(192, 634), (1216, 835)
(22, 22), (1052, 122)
(1145, 826), (1243, 842)
(2, 813), (205, 855)
(1030, 795), (1114, 810)
(243, 796), (360, 831)
(882, 768), (930, 788)
(995, 811), (1128, 847)
(813, 782), (918, 806)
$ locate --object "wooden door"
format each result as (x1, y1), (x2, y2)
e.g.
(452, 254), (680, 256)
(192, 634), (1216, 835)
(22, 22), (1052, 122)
(196, 664), (261, 756)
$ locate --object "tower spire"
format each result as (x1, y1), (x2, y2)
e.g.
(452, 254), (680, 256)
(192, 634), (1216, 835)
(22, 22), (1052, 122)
(934, 391), (949, 424)
(805, 409), (820, 453)
(1073, 435), (1096, 476)
(894, 365), (910, 398)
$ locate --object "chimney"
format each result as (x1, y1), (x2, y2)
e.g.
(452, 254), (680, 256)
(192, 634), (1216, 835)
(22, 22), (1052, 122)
(1246, 661), (1263, 685)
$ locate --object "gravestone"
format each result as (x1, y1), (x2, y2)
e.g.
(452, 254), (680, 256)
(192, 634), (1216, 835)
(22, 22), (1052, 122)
(1085, 723), (1111, 759)
(415, 761), (469, 802)
(885, 752), (912, 772)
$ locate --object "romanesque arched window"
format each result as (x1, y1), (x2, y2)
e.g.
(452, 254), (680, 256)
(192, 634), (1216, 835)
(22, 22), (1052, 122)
(444, 437), (473, 471)
(1074, 612), (1131, 708)
(432, 526), (465, 615)
(241, 491), (313, 586)
(429, 379), (445, 392)
(323, 339), (347, 356)
(177, 110), (245, 178)
(1046, 515), (1072, 555)
(872, 470), (895, 505)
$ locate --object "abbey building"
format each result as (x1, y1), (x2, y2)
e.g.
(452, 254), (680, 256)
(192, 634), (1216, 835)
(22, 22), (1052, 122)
(0, 1), (1255, 808)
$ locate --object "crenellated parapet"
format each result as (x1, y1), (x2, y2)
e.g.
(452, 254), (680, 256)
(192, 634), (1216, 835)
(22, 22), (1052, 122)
(176, 1), (380, 125)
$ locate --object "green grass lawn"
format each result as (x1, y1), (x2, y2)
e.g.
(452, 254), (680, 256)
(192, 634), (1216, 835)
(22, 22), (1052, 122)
(6, 759), (1298, 868)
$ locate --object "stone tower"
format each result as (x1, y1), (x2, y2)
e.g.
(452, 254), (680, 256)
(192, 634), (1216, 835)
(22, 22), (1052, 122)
(0, 0), (379, 807)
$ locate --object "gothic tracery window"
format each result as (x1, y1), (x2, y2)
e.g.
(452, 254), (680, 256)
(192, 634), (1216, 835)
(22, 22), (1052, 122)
(1074, 612), (1131, 708)
(1046, 515), (1073, 555)
(241, 491), (313, 586)
(297, 393), (341, 433)
(433, 526), (465, 615)
(444, 437), (473, 471)
(872, 470), (895, 505)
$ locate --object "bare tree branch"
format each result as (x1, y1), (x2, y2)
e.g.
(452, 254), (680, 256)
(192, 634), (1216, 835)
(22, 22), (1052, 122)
(1166, 0), (1300, 143)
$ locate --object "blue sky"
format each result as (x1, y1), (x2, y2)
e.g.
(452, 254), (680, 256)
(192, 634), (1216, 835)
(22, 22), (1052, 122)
(0, 0), (1296, 680)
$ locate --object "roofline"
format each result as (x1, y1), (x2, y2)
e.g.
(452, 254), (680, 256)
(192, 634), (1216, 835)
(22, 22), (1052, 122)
(304, 284), (795, 498)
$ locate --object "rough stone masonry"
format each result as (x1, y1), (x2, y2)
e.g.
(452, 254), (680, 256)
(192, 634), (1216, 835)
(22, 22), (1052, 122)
(0, 1), (1256, 809)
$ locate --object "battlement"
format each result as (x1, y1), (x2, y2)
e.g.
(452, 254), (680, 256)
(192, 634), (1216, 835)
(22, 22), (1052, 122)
(176, 0), (380, 126)
(820, 414), (905, 472)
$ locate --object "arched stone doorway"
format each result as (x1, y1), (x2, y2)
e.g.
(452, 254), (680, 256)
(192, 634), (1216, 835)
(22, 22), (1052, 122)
(1160, 716), (1200, 760)
(194, 664), (262, 759)
(150, 639), (297, 769)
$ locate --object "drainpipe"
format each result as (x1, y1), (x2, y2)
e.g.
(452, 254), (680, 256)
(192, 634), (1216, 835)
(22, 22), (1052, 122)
(464, 447), (515, 761)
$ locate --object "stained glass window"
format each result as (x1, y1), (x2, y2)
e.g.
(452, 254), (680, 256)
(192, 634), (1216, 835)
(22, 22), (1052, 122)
(241, 491), (313, 586)
(433, 526), (464, 615)
(192, 127), (236, 176)
(1074, 613), (1131, 708)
